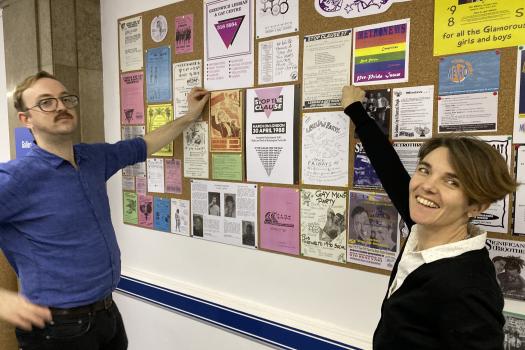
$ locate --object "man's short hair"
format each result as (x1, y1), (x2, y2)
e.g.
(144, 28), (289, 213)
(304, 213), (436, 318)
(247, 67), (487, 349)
(14, 71), (59, 112)
(225, 195), (234, 203)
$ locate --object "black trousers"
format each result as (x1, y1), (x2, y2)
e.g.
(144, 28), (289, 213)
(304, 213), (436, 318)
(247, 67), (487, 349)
(15, 302), (128, 350)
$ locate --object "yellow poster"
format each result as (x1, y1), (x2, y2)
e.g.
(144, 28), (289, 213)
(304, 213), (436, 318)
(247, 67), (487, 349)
(146, 104), (173, 156)
(434, 0), (525, 56)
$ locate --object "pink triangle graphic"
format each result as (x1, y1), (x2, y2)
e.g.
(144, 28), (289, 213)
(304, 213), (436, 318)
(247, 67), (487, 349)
(214, 16), (244, 48)
(255, 87), (283, 118)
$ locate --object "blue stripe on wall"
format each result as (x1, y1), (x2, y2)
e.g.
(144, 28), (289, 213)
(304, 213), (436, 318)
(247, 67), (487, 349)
(117, 276), (362, 350)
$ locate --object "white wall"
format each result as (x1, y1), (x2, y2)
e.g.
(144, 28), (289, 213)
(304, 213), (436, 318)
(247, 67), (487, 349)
(101, 1), (386, 349)
(0, 10), (10, 162)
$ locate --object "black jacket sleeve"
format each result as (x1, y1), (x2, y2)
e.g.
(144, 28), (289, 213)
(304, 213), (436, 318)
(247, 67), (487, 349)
(344, 102), (414, 229)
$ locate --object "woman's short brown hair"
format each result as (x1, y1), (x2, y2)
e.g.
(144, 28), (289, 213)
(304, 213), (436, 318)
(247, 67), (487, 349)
(418, 135), (517, 205)
(13, 71), (58, 112)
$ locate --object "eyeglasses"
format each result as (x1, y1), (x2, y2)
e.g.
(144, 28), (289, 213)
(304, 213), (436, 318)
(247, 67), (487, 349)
(25, 95), (79, 112)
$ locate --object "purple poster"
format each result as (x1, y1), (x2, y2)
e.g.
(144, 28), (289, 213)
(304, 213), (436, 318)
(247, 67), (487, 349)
(138, 194), (154, 228)
(164, 159), (182, 194)
(120, 71), (145, 125)
(175, 14), (193, 54)
(259, 186), (300, 255)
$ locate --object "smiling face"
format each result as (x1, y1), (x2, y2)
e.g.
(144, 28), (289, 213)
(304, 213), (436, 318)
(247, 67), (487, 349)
(19, 78), (78, 142)
(353, 211), (371, 241)
(409, 147), (480, 232)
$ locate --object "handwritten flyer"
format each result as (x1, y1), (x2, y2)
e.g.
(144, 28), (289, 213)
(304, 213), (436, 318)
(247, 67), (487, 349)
(258, 36), (299, 85)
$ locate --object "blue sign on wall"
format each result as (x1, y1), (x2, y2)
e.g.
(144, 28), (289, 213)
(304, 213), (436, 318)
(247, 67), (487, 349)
(14, 127), (34, 158)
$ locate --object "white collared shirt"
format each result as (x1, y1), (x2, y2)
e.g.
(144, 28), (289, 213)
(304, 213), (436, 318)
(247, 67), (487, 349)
(388, 224), (487, 298)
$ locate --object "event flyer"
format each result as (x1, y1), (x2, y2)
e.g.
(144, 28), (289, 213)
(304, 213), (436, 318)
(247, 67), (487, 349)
(173, 60), (202, 119)
(212, 153), (243, 181)
(204, 0), (254, 89)
(146, 46), (172, 103)
(171, 198), (190, 236)
(256, 0), (298, 39)
(300, 188), (347, 263)
(123, 192), (138, 225)
(438, 51), (499, 133)
(353, 143), (382, 190)
(209, 89), (243, 152)
(513, 145), (525, 236)
(119, 16), (143, 72)
(164, 159), (182, 194)
(391, 85), (434, 140)
(147, 104), (174, 157)
(434, 0), (525, 55)
(175, 14), (193, 54)
(315, 0), (409, 19)
(259, 186), (300, 255)
(513, 46), (525, 143)
(120, 72), (145, 125)
(302, 29), (352, 109)
(302, 112), (349, 187)
(147, 158), (165, 194)
(258, 36), (299, 85)
(183, 121), (209, 179)
(138, 194), (154, 228)
(486, 238), (525, 301)
(122, 126), (146, 177)
(246, 85), (296, 184)
(352, 19), (410, 86)
(347, 191), (399, 271)
(153, 197), (171, 232)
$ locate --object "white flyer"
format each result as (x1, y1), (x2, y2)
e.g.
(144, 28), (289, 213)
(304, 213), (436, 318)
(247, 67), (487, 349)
(300, 188), (347, 263)
(173, 60), (202, 119)
(514, 145), (525, 236)
(246, 85), (296, 184)
(122, 126), (146, 177)
(191, 180), (258, 248)
(204, 0), (254, 90)
(392, 85), (434, 140)
(438, 92), (498, 133)
(256, 0), (298, 39)
(302, 29), (352, 109)
(392, 142), (423, 175)
(315, 0), (409, 19)
(470, 136), (512, 234)
(513, 46), (525, 143)
(183, 121), (209, 179)
(146, 158), (165, 193)
(171, 198), (190, 236)
(302, 112), (349, 187)
(119, 16), (143, 72)
(258, 35), (299, 85)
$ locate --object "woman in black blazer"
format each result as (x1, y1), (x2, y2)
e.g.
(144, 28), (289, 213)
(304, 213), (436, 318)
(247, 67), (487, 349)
(342, 85), (517, 350)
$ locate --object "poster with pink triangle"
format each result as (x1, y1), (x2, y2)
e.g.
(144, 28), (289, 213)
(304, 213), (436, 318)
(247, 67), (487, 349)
(245, 85), (297, 184)
(204, 0), (254, 90)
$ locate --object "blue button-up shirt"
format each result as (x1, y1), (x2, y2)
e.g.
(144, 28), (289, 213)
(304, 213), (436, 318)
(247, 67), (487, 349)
(0, 138), (146, 308)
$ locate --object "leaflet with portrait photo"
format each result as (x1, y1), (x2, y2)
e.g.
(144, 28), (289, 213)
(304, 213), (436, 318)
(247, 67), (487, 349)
(246, 85), (297, 184)
(486, 238), (525, 301)
(191, 180), (258, 248)
(347, 191), (399, 271)
(300, 188), (347, 263)
(302, 29), (352, 109)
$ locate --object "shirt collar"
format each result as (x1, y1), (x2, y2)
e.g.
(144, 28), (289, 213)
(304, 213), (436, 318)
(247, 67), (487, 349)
(28, 143), (85, 168)
(405, 224), (487, 264)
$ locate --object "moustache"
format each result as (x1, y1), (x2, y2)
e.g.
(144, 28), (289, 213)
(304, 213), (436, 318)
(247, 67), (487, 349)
(54, 112), (74, 121)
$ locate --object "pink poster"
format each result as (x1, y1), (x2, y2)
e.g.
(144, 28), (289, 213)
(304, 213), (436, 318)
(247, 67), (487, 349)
(165, 159), (182, 194)
(136, 176), (147, 195)
(120, 72), (145, 124)
(138, 194), (153, 227)
(259, 186), (300, 255)
(175, 14), (193, 54)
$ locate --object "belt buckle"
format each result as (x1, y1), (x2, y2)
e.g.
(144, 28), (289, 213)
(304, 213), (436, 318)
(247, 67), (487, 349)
(103, 296), (112, 309)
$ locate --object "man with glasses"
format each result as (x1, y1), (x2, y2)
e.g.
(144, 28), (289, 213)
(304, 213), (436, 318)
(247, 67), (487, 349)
(0, 71), (209, 349)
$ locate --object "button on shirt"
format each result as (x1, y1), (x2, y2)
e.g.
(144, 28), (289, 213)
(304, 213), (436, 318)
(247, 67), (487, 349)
(388, 224), (487, 298)
(0, 138), (146, 308)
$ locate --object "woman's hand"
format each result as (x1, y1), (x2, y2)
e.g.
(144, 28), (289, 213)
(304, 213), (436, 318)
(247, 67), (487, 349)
(342, 85), (365, 109)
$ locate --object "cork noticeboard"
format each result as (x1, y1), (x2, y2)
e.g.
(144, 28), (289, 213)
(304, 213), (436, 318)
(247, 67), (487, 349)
(117, 0), (524, 277)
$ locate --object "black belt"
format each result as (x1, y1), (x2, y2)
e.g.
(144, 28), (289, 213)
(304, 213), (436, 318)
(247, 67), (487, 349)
(50, 295), (113, 316)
